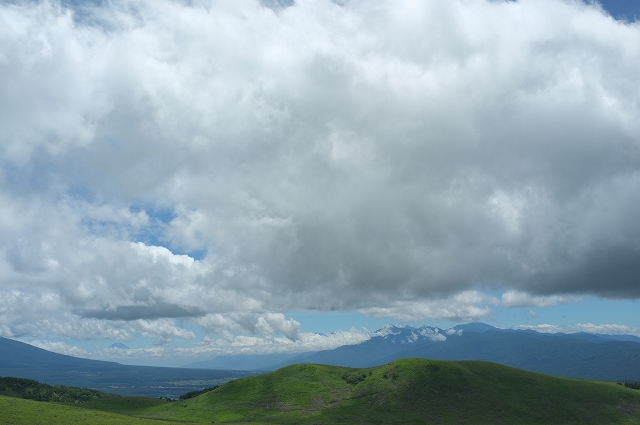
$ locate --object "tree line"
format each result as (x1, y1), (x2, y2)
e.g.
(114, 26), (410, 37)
(0, 376), (119, 403)
(178, 385), (220, 401)
(617, 381), (640, 390)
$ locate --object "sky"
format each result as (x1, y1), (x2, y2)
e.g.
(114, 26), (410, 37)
(0, 0), (639, 367)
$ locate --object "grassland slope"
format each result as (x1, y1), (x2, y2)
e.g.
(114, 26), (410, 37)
(5, 359), (640, 424)
(126, 358), (640, 424)
(0, 395), (188, 425)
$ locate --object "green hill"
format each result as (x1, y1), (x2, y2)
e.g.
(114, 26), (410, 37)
(0, 395), (186, 425)
(5, 359), (640, 424)
(100, 358), (640, 424)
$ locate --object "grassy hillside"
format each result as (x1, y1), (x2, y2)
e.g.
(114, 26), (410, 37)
(5, 359), (640, 424)
(0, 395), (188, 425)
(97, 358), (640, 424)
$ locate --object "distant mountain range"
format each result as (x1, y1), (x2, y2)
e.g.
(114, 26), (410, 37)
(185, 323), (640, 381)
(0, 337), (254, 398)
(3, 323), (640, 395)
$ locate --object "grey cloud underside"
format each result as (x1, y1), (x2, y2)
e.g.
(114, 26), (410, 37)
(81, 303), (205, 321)
(0, 0), (639, 338)
(260, 0), (294, 11)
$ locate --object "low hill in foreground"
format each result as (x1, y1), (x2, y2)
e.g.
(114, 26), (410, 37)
(76, 358), (640, 424)
(0, 396), (182, 425)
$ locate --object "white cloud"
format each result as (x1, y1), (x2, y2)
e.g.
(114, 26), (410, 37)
(124, 319), (196, 341)
(0, 307), (134, 341)
(195, 313), (301, 340)
(501, 291), (584, 308)
(27, 321), (640, 362)
(28, 339), (90, 358)
(0, 1), (109, 162)
(195, 328), (370, 356)
(513, 323), (640, 337)
(417, 327), (447, 342)
(359, 291), (498, 322)
(0, 0), (639, 349)
(39, 327), (372, 361)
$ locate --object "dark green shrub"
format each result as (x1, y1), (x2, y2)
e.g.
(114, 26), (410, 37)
(341, 372), (367, 385)
(0, 376), (118, 402)
(179, 385), (220, 401)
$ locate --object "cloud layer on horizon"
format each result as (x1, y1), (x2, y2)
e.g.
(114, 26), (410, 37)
(1, 0), (639, 344)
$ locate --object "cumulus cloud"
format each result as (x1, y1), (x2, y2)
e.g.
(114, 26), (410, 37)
(0, 314), (134, 341)
(195, 327), (370, 356)
(0, 0), (639, 346)
(358, 291), (498, 322)
(513, 323), (640, 337)
(29, 340), (90, 358)
(501, 291), (583, 308)
(195, 313), (301, 340)
(28, 327), (371, 361)
(125, 318), (196, 342)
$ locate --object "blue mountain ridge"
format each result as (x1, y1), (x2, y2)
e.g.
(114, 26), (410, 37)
(0, 337), (255, 398)
(187, 323), (640, 382)
(286, 323), (640, 381)
(3, 323), (640, 391)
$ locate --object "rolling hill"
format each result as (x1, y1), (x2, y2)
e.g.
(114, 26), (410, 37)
(8, 358), (640, 424)
(5, 321), (640, 400)
(295, 324), (640, 381)
(0, 395), (183, 425)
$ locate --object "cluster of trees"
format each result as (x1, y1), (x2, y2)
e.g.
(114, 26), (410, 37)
(178, 385), (220, 401)
(382, 368), (398, 380)
(0, 376), (119, 403)
(618, 382), (640, 390)
(341, 371), (370, 385)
